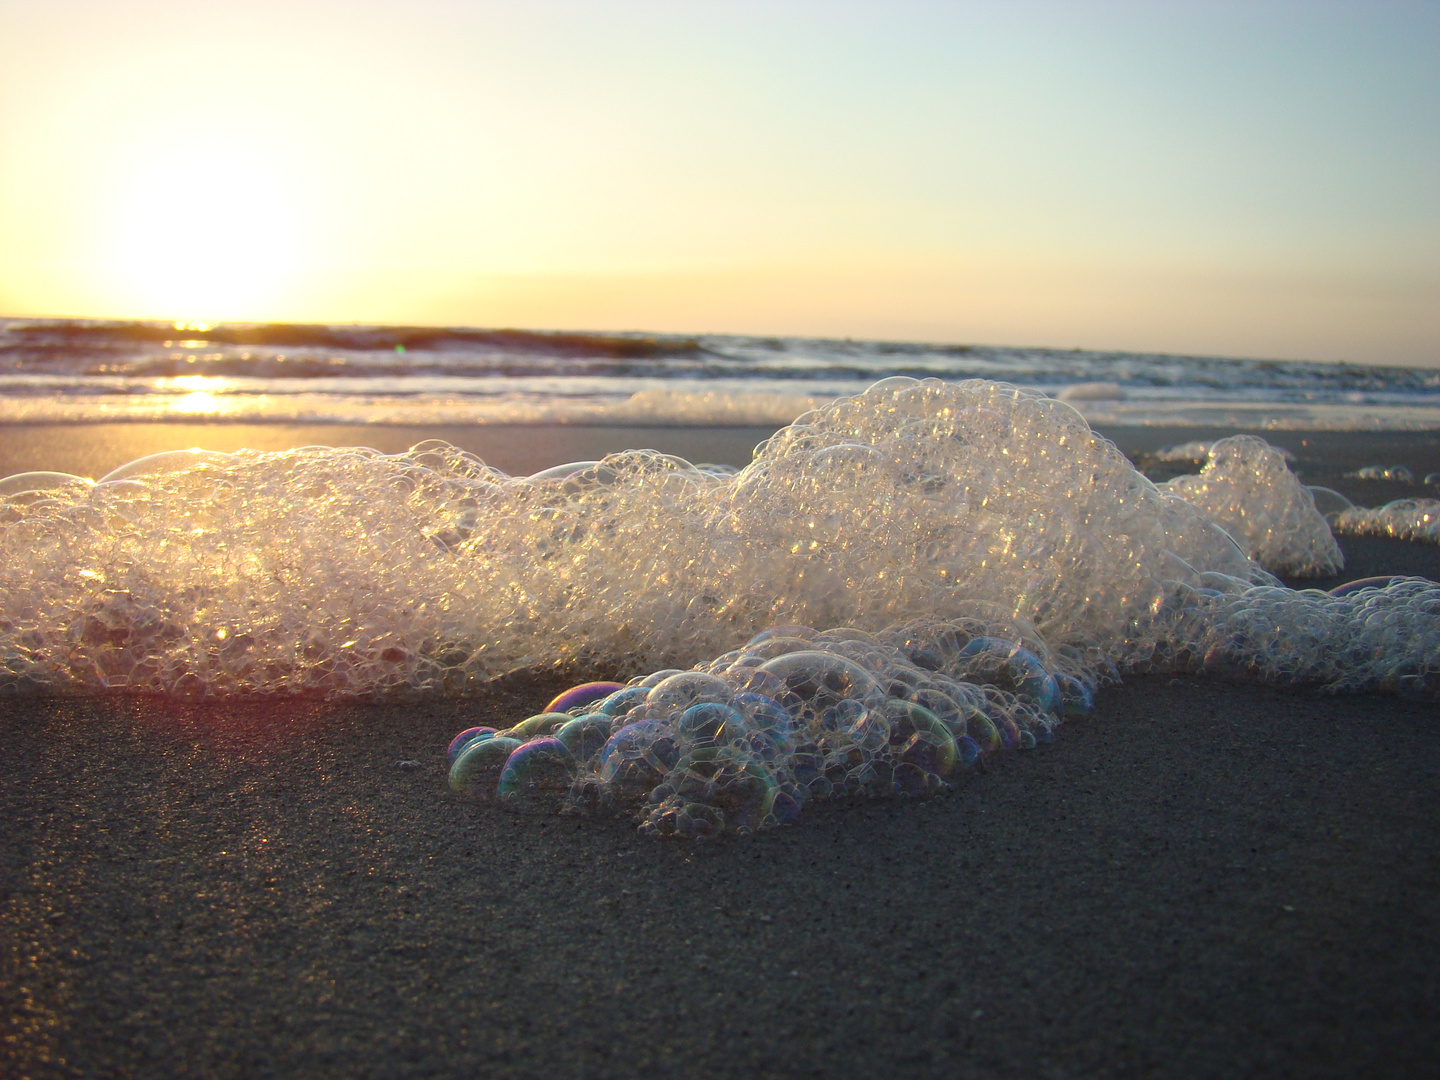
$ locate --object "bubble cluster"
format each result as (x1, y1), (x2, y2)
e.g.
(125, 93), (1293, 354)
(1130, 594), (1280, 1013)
(1149, 440), (1294, 465)
(1332, 500), (1440, 545)
(450, 568), (1440, 834)
(451, 619), (1085, 837)
(1347, 465), (1415, 482)
(1190, 578), (1440, 698)
(2, 376), (1438, 832)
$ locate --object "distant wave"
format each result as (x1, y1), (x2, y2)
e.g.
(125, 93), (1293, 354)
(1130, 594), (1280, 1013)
(0, 319), (704, 368)
(1, 317), (1438, 429)
(2, 317), (1435, 390)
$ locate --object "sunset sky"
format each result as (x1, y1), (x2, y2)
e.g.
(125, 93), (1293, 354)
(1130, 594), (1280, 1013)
(1, 0), (1436, 365)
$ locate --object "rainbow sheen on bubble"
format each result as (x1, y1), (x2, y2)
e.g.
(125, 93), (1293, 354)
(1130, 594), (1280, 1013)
(545, 681), (624, 714)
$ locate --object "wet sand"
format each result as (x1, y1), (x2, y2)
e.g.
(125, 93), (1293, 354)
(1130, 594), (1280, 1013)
(0, 422), (784, 482)
(4, 419), (1440, 489)
(2, 423), (1438, 1079)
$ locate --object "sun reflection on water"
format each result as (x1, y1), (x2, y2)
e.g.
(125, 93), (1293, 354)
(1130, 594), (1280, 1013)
(161, 375), (231, 417)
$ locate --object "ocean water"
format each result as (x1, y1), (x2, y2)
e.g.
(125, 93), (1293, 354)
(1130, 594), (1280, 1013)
(2, 358), (1437, 836)
(3, 317), (1440, 430)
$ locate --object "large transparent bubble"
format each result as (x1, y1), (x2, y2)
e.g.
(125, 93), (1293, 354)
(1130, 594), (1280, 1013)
(2, 378), (1437, 835)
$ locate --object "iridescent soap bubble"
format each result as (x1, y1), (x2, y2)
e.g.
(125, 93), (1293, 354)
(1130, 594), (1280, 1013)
(0, 471), (94, 497)
(956, 638), (1060, 715)
(449, 736), (524, 800)
(729, 692), (796, 747)
(597, 721), (680, 803)
(496, 737), (576, 811)
(529, 461), (602, 482)
(503, 712), (573, 740)
(674, 702), (749, 747)
(746, 625), (819, 646)
(554, 714), (614, 761)
(877, 699), (957, 778)
(446, 726), (496, 763)
(97, 448), (236, 483)
(595, 686), (650, 717)
(645, 671), (733, 714)
(1329, 577), (1404, 598)
(756, 651), (884, 722)
(964, 710), (1003, 757)
(545, 681), (625, 714)
(1055, 675), (1094, 717)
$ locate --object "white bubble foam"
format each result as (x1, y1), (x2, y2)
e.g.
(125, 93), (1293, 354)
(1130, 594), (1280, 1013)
(2, 377), (1437, 833)
(1332, 499), (1440, 545)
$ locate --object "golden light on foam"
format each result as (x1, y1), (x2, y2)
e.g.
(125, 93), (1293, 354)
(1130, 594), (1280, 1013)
(106, 149), (300, 322)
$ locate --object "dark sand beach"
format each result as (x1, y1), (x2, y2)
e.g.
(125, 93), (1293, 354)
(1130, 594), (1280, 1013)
(3, 422), (1438, 1079)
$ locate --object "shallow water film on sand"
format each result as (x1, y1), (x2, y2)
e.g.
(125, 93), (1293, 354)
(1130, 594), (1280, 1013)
(2, 377), (1436, 835)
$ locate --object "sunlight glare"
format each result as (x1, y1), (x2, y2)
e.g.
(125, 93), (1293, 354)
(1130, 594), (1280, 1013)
(161, 375), (233, 417)
(110, 148), (300, 321)
(170, 391), (223, 416)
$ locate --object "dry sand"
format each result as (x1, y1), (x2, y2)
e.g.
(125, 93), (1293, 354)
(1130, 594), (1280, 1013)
(2, 422), (1438, 1079)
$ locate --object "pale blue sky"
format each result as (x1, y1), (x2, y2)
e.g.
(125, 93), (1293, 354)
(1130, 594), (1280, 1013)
(1, 0), (1436, 363)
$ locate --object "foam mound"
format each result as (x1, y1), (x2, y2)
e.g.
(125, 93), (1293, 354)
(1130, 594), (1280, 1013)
(1332, 500), (1440, 545)
(2, 377), (1437, 835)
(1158, 435), (1342, 576)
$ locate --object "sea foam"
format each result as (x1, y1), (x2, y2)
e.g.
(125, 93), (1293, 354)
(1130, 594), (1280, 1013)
(2, 377), (1436, 834)
(1332, 500), (1440, 545)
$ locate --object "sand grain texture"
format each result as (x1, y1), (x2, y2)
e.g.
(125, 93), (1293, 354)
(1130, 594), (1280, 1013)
(3, 675), (1437, 1079)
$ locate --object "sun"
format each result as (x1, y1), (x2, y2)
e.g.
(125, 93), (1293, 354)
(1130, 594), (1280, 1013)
(109, 147), (301, 321)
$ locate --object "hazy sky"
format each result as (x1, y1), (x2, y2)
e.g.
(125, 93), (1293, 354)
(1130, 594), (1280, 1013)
(1, 0), (1436, 364)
